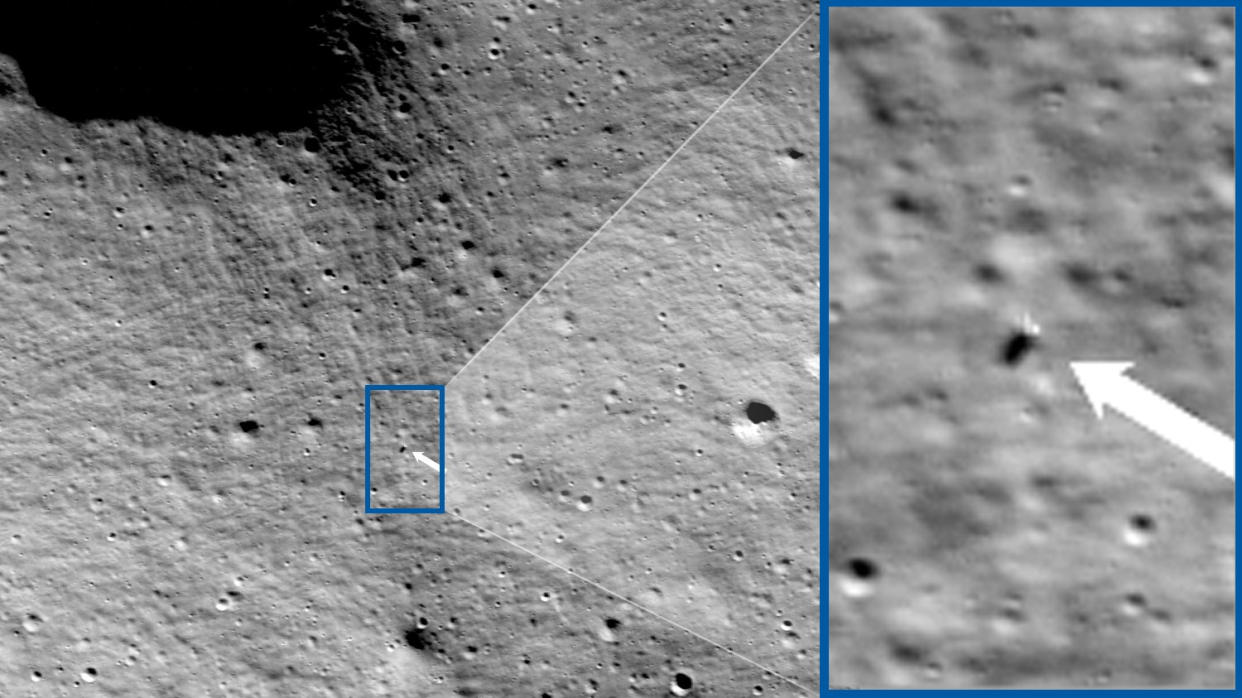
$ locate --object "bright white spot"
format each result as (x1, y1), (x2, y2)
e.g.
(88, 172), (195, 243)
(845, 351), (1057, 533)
(804, 354), (820, 379)
(1006, 175), (1032, 198)
(1018, 311), (1041, 337)
(1123, 526), (1152, 548)
(1206, 171), (1235, 209)
(1187, 66), (1215, 85)
(1120, 594), (1146, 617)
(839, 576), (874, 599)
(732, 422), (767, 446)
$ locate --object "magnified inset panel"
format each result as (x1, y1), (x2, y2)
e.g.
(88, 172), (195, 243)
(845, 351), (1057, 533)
(829, 5), (1235, 688)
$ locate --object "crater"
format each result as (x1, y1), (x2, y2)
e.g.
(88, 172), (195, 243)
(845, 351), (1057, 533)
(745, 400), (777, 424)
(0, 0), (372, 134)
(670, 671), (695, 696)
(403, 621), (436, 651)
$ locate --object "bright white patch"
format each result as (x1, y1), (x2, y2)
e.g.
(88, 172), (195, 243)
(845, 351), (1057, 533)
(1187, 67), (1213, 85)
(1206, 170), (1234, 209)
(1123, 526), (1152, 548)
(839, 576), (874, 599)
(1017, 311), (1041, 337)
(1005, 175), (1032, 199)
(804, 354), (819, 380)
(732, 422), (768, 446)
(228, 431), (254, 450)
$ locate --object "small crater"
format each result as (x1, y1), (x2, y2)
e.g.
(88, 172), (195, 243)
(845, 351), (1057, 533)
(849, 557), (878, 580)
(745, 400), (777, 424)
(597, 616), (621, 643)
(1124, 513), (1156, 547)
(891, 192), (917, 213)
(21, 614), (41, 633)
(1122, 591), (1147, 616)
(840, 556), (880, 599)
(973, 261), (1005, 284)
(890, 640), (926, 665)
(1063, 260), (1101, 288)
(403, 624), (431, 651)
(670, 671), (694, 696)
(992, 594), (1026, 633)
(1006, 174), (1033, 198)
(828, 299), (845, 324)
(238, 420), (261, 434)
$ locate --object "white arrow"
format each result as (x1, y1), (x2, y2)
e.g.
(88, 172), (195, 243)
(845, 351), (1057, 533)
(411, 451), (440, 473)
(1070, 361), (1234, 480)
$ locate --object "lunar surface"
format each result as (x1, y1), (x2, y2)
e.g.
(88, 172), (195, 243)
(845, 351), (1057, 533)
(0, 2), (818, 697)
(829, 7), (1234, 688)
(369, 387), (442, 511)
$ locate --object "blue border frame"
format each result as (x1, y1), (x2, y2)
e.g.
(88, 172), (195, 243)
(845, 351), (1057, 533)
(822, 4), (829, 692)
(823, 2), (1237, 693)
(364, 384), (446, 514)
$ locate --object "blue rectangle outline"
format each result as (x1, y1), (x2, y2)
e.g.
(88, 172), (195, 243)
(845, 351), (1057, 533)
(363, 384), (446, 514)
(822, 4), (828, 694)
(823, 1), (1238, 693)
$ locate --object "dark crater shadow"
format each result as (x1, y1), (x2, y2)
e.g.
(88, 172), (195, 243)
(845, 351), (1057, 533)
(0, 0), (382, 135)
